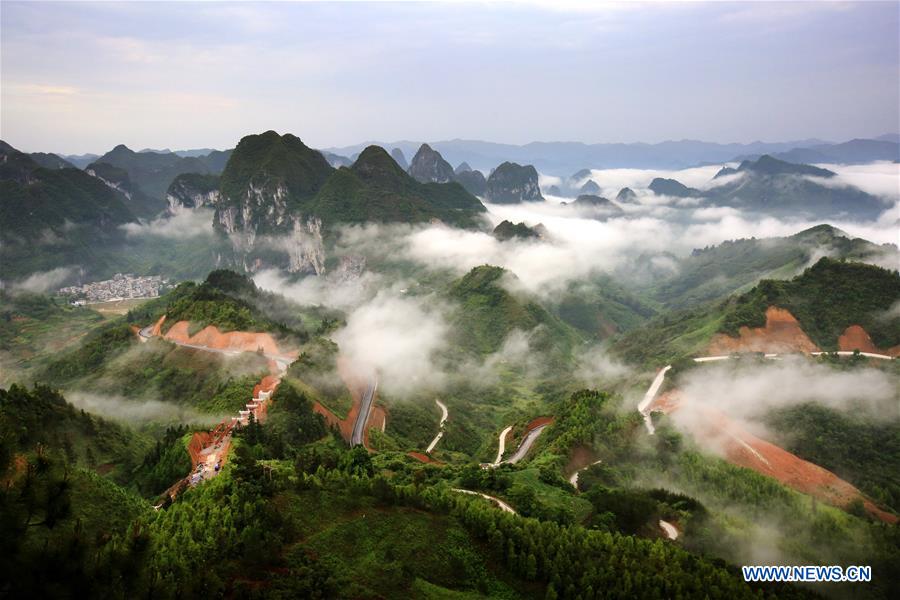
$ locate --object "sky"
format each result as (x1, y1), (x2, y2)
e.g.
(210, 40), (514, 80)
(1, 1), (898, 155)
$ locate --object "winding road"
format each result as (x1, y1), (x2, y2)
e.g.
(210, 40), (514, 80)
(504, 425), (549, 464)
(492, 426), (513, 466)
(425, 400), (449, 453)
(350, 379), (378, 447)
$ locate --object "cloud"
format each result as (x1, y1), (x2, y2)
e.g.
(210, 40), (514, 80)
(66, 390), (219, 425)
(331, 289), (450, 397)
(673, 358), (900, 432)
(121, 207), (215, 239)
(253, 266), (383, 312)
(812, 161), (900, 201)
(9, 266), (75, 293)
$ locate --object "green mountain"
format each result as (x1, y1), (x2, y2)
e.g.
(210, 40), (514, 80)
(86, 160), (162, 218)
(311, 146), (486, 227)
(448, 265), (581, 357)
(492, 220), (540, 241)
(28, 152), (75, 170)
(88, 144), (216, 214)
(721, 257), (900, 349)
(649, 224), (898, 309)
(615, 256), (900, 364)
(0, 141), (136, 279)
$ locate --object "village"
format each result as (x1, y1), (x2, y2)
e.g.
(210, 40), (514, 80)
(59, 273), (167, 304)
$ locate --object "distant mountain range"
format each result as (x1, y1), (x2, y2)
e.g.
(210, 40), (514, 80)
(325, 135), (900, 175)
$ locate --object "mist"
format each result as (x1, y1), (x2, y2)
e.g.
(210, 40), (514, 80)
(331, 289), (450, 397)
(8, 266), (76, 293)
(120, 207), (215, 239)
(66, 390), (222, 425)
(671, 357), (900, 441)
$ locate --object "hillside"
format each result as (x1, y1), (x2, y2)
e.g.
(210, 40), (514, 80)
(309, 145), (486, 227)
(706, 156), (887, 219)
(649, 224), (898, 309)
(88, 144), (218, 210)
(0, 141), (137, 279)
(615, 257), (900, 364)
(719, 258), (900, 350)
(448, 265), (581, 357)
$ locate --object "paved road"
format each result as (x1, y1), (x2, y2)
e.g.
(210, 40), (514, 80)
(504, 424), (548, 464)
(492, 426), (513, 465)
(425, 400), (449, 453)
(350, 379), (378, 447)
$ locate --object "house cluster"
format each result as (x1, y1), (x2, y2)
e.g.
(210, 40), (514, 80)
(59, 273), (167, 303)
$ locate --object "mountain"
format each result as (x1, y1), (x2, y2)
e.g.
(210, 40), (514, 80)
(705, 155), (887, 219)
(738, 139), (900, 165)
(390, 148), (408, 170)
(484, 162), (543, 203)
(28, 152), (75, 170)
(61, 152), (100, 169)
(197, 148), (233, 172)
(87, 144), (217, 215)
(616, 187), (637, 202)
(407, 143), (455, 183)
(615, 256), (900, 365)
(85, 161), (162, 218)
(579, 180), (601, 195)
(647, 224), (899, 309)
(0, 141), (136, 278)
(309, 145), (486, 227)
(492, 220), (541, 241)
(325, 137), (832, 175)
(448, 264), (581, 356)
(454, 168), (487, 196)
(454, 161), (472, 174)
(320, 150), (353, 168)
(166, 173), (221, 213)
(716, 154), (835, 179)
(216, 131), (334, 237)
(648, 177), (701, 197)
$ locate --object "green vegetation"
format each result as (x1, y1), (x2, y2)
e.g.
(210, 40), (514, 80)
(766, 403), (900, 512)
(647, 225), (894, 309)
(449, 265), (581, 358)
(720, 257), (900, 348)
(0, 292), (107, 384)
(492, 220), (539, 241)
(309, 145), (486, 228)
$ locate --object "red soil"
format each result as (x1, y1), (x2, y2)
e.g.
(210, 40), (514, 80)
(707, 307), (819, 355)
(654, 390), (897, 524)
(162, 320), (296, 359)
(838, 325), (900, 357)
(187, 431), (214, 467)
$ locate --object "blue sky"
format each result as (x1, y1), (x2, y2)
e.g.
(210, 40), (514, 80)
(2, 1), (898, 154)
